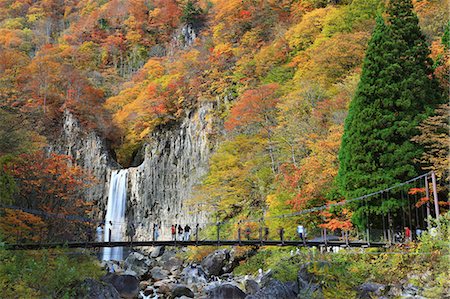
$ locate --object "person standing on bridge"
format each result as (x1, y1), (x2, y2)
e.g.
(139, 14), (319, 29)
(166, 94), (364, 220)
(404, 226), (411, 242)
(297, 224), (305, 241)
(245, 227), (251, 240)
(171, 224), (176, 241)
(153, 223), (160, 241)
(184, 224), (191, 241)
(96, 223), (104, 242)
(178, 225), (184, 241)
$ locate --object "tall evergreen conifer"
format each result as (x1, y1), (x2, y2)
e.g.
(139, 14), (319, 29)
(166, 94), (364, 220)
(338, 0), (441, 226)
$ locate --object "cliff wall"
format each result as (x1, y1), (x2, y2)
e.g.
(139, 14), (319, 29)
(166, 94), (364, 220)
(128, 103), (215, 240)
(52, 103), (217, 239)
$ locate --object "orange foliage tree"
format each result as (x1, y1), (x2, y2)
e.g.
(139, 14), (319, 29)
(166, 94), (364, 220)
(5, 151), (95, 241)
(0, 209), (47, 243)
(226, 83), (280, 173)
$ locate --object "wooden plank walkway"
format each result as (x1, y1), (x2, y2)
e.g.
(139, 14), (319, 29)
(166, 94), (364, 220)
(5, 239), (387, 250)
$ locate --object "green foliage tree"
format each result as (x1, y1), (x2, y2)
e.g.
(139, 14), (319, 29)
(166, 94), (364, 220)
(181, 0), (204, 25)
(338, 0), (442, 227)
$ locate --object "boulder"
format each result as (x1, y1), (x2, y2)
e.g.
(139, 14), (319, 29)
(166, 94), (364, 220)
(101, 273), (140, 299)
(244, 279), (260, 295)
(150, 246), (165, 258)
(284, 281), (299, 297)
(155, 281), (172, 295)
(150, 267), (170, 281)
(246, 279), (296, 299)
(139, 280), (150, 290)
(159, 249), (176, 263)
(223, 247), (258, 273)
(181, 265), (208, 285)
(163, 256), (184, 273)
(402, 284), (420, 296)
(171, 284), (195, 298)
(207, 284), (246, 299)
(357, 282), (386, 299)
(260, 269), (273, 287)
(124, 252), (154, 279)
(75, 278), (121, 299)
(201, 249), (230, 277)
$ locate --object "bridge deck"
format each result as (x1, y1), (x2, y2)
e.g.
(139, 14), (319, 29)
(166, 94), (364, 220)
(5, 240), (388, 250)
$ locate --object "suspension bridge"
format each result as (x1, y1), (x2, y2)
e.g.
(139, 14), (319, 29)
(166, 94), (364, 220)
(1, 171), (445, 252)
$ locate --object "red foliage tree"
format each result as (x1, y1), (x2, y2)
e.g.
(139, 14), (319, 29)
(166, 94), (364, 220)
(225, 83), (280, 133)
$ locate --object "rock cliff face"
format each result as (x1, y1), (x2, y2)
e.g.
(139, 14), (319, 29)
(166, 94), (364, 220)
(52, 104), (216, 239)
(50, 111), (119, 219)
(128, 103), (216, 240)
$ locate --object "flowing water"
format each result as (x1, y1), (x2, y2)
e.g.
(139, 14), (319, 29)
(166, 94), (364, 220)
(102, 169), (128, 261)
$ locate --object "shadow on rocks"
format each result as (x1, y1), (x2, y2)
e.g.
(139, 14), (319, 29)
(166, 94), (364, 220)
(74, 278), (121, 299)
(101, 273), (139, 299)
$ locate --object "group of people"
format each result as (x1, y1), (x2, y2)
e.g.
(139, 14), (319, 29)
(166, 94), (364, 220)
(243, 227), (271, 240)
(241, 225), (306, 241)
(171, 224), (192, 241)
(394, 226), (423, 243)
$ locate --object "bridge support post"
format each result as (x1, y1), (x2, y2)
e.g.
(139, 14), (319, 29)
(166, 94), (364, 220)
(323, 228), (328, 251)
(431, 171), (439, 219)
(195, 223), (199, 245)
(425, 176), (431, 228)
(387, 213), (392, 245)
(259, 226), (263, 246)
(366, 227), (370, 246)
(238, 227), (241, 245)
(216, 221), (220, 246)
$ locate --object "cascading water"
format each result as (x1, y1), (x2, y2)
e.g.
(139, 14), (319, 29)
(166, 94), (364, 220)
(102, 169), (128, 261)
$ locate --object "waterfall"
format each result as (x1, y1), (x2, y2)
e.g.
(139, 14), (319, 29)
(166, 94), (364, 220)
(102, 169), (128, 261)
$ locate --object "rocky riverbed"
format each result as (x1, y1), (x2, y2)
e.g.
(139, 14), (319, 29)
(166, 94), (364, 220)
(74, 246), (433, 299)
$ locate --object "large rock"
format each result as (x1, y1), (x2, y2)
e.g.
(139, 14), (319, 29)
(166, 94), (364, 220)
(357, 282), (386, 299)
(207, 284), (247, 299)
(124, 252), (153, 279)
(162, 256), (184, 273)
(150, 267), (170, 281)
(101, 273), (140, 299)
(75, 278), (121, 299)
(201, 249), (230, 277)
(171, 284), (195, 298)
(159, 249), (177, 263)
(246, 279), (296, 299)
(181, 264), (208, 285)
(223, 247), (258, 273)
(155, 280), (173, 295)
(150, 246), (165, 258)
(244, 279), (260, 295)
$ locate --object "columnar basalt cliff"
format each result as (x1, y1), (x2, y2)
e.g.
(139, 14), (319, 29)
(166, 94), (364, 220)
(50, 111), (119, 219)
(128, 103), (215, 240)
(52, 103), (216, 239)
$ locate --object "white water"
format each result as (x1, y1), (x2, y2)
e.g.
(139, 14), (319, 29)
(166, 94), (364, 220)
(102, 169), (128, 261)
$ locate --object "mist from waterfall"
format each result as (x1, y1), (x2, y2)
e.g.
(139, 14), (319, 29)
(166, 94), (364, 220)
(102, 169), (128, 261)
